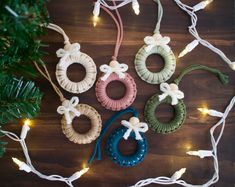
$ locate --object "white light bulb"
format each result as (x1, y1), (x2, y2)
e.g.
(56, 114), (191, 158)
(229, 63), (235, 71)
(12, 158), (31, 173)
(68, 168), (89, 182)
(20, 123), (30, 140)
(171, 168), (186, 181)
(197, 107), (209, 114)
(204, 0), (213, 5)
(193, 0), (213, 12)
(187, 150), (213, 158)
(132, 0), (140, 15)
(93, 1), (100, 27)
(178, 40), (199, 58)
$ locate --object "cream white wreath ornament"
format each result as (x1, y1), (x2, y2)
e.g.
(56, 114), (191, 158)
(55, 43), (97, 94)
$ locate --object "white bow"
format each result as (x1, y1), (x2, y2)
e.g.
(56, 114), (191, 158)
(158, 83), (184, 105)
(100, 60), (128, 81)
(57, 97), (81, 124)
(121, 117), (148, 140)
(144, 33), (171, 53)
(56, 43), (81, 67)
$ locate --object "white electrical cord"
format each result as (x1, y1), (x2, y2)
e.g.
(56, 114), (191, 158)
(0, 122), (89, 187)
(93, 0), (140, 17)
(131, 95), (235, 187)
(95, 0), (132, 10)
(174, 0), (235, 70)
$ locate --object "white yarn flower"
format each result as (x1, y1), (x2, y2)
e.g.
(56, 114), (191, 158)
(144, 33), (171, 53)
(121, 117), (148, 140)
(100, 60), (128, 81)
(57, 97), (80, 124)
(56, 43), (81, 67)
(158, 83), (184, 105)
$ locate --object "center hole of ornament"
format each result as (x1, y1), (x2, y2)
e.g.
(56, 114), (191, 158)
(72, 115), (91, 133)
(106, 81), (126, 100)
(146, 54), (165, 73)
(155, 103), (175, 123)
(67, 63), (86, 82)
(118, 138), (137, 156)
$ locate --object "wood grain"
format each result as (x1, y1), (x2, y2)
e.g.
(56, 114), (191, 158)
(1, 0), (235, 187)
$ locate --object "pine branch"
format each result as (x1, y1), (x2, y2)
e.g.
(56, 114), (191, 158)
(0, 73), (43, 125)
(0, 0), (49, 78)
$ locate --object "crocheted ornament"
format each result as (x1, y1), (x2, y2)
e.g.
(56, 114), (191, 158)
(95, 5), (137, 111)
(56, 47), (97, 94)
(134, 0), (176, 84)
(88, 108), (149, 167)
(144, 64), (229, 133)
(33, 23), (102, 145)
(48, 23), (97, 94)
(106, 127), (148, 167)
(61, 103), (102, 144)
(96, 61), (137, 111)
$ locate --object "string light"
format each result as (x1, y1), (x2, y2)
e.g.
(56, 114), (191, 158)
(132, 0), (140, 15)
(132, 96), (235, 187)
(68, 168), (89, 183)
(24, 119), (31, 126)
(178, 40), (199, 58)
(187, 150), (213, 159)
(197, 107), (209, 114)
(174, 0), (235, 70)
(193, 0), (213, 12)
(92, 0), (140, 13)
(0, 121), (88, 187)
(20, 119), (31, 140)
(93, 1), (100, 27)
(170, 168), (186, 181)
(92, 0), (140, 26)
(12, 158), (32, 173)
(198, 107), (224, 117)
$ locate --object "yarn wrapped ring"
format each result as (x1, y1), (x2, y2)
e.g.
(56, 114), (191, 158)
(56, 52), (97, 94)
(95, 73), (137, 111)
(144, 94), (186, 133)
(106, 127), (148, 167)
(61, 104), (102, 144)
(135, 45), (176, 84)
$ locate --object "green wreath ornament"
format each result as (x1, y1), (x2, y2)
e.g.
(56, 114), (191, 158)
(144, 64), (229, 133)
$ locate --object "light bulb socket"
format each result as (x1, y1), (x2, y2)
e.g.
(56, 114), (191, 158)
(93, 1), (100, 17)
(20, 124), (30, 140)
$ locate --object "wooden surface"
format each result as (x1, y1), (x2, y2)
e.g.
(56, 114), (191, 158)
(1, 0), (235, 186)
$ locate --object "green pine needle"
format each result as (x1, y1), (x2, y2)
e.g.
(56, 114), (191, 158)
(0, 128), (7, 158)
(0, 74), (43, 125)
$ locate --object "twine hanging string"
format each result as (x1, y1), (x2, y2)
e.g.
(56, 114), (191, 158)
(34, 62), (65, 102)
(47, 23), (71, 45)
(100, 0), (124, 61)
